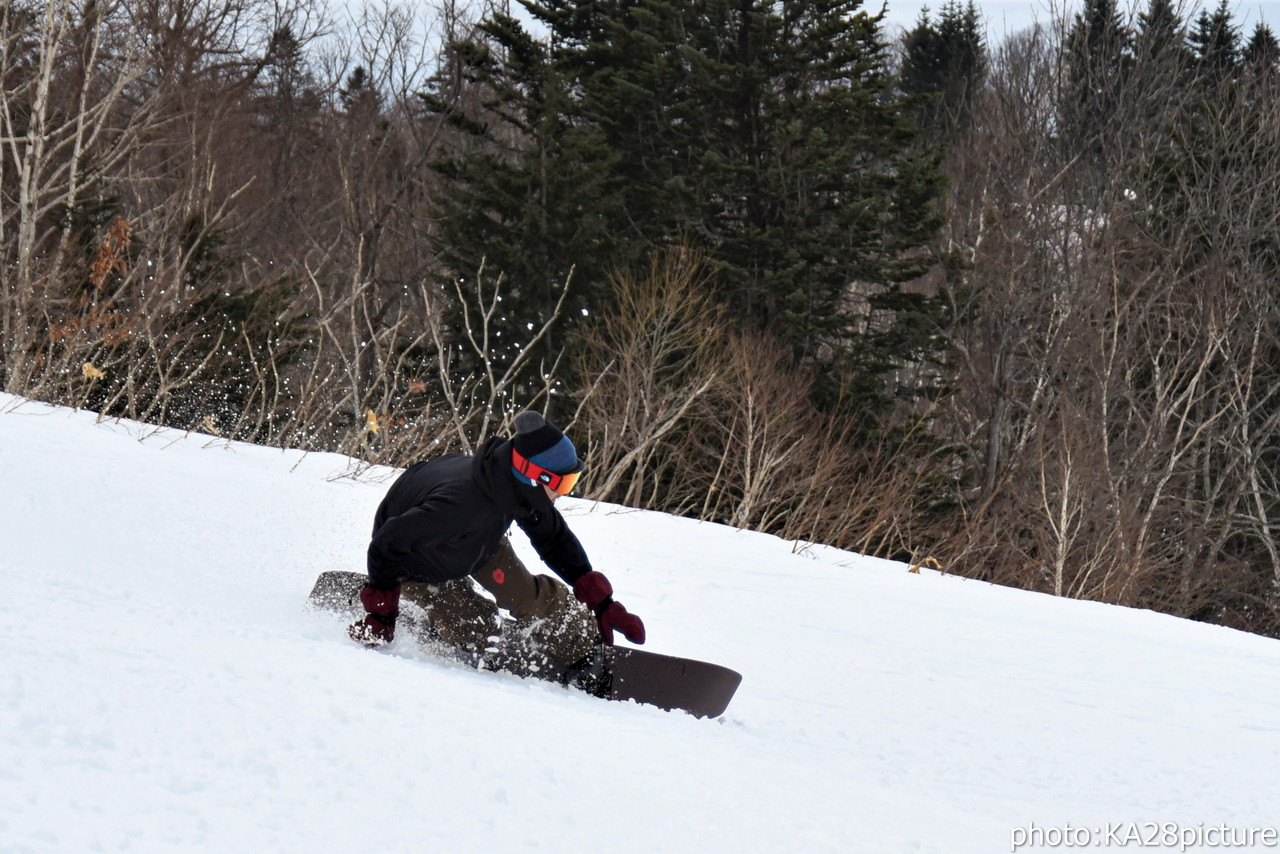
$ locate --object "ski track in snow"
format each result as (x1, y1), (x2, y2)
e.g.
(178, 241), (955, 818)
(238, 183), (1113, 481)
(2, 394), (1279, 853)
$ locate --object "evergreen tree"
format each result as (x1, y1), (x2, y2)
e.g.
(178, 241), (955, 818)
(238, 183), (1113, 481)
(1126, 0), (1189, 150)
(1189, 0), (1240, 79)
(428, 0), (947, 415)
(1134, 0), (1187, 67)
(902, 7), (943, 94)
(339, 66), (380, 117)
(576, 0), (948, 408)
(1239, 23), (1279, 109)
(900, 1), (987, 139)
(1243, 22), (1280, 73)
(248, 25), (324, 262)
(1062, 0), (1133, 164)
(256, 26), (322, 175)
(422, 13), (624, 381)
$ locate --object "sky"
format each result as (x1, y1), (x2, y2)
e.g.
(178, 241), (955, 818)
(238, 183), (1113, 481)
(877, 0), (1280, 39)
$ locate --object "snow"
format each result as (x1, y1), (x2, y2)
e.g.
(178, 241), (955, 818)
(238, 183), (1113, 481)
(2, 393), (1279, 854)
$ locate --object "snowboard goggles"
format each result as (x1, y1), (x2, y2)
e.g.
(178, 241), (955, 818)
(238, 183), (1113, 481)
(512, 448), (584, 496)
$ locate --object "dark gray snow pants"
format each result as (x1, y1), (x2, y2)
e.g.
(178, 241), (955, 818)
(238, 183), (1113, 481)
(400, 538), (598, 676)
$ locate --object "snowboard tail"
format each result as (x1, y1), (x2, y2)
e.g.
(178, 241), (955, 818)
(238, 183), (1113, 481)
(307, 571), (741, 718)
(307, 570), (368, 620)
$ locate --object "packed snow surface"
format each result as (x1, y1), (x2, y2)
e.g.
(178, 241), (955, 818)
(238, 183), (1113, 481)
(2, 395), (1279, 853)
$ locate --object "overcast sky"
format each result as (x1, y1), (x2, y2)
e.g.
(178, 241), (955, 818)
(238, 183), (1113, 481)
(877, 0), (1280, 40)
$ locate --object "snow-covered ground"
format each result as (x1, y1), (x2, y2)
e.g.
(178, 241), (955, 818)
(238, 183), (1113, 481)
(2, 394), (1279, 854)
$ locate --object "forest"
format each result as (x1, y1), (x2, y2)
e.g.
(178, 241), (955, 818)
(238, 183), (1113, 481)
(3, 0), (1278, 636)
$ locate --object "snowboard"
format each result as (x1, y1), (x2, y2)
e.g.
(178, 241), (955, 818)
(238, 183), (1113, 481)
(307, 571), (742, 718)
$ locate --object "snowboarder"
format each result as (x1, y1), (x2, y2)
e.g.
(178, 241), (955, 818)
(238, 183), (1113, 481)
(348, 412), (646, 675)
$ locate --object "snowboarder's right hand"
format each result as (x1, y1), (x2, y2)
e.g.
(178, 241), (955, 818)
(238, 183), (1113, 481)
(348, 582), (401, 647)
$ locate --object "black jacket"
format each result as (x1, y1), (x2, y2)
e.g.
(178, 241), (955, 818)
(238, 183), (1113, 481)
(366, 437), (593, 588)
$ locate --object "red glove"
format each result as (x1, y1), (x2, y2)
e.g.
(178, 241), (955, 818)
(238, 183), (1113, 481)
(348, 582), (401, 647)
(573, 571), (645, 645)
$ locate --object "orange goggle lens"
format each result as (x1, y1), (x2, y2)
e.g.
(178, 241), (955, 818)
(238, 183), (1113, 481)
(512, 448), (583, 495)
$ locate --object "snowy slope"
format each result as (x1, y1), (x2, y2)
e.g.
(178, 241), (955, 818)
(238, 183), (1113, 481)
(2, 394), (1279, 854)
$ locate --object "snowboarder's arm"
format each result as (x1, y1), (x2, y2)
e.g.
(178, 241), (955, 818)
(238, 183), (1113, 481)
(518, 507), (646, 645)
(358, 499), (459, 645)
(516, 506), (592, 585)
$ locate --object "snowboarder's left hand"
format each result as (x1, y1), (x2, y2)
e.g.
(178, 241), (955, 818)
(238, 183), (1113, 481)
(573, 571), (646, 645)
(348, 614), (395, 647)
